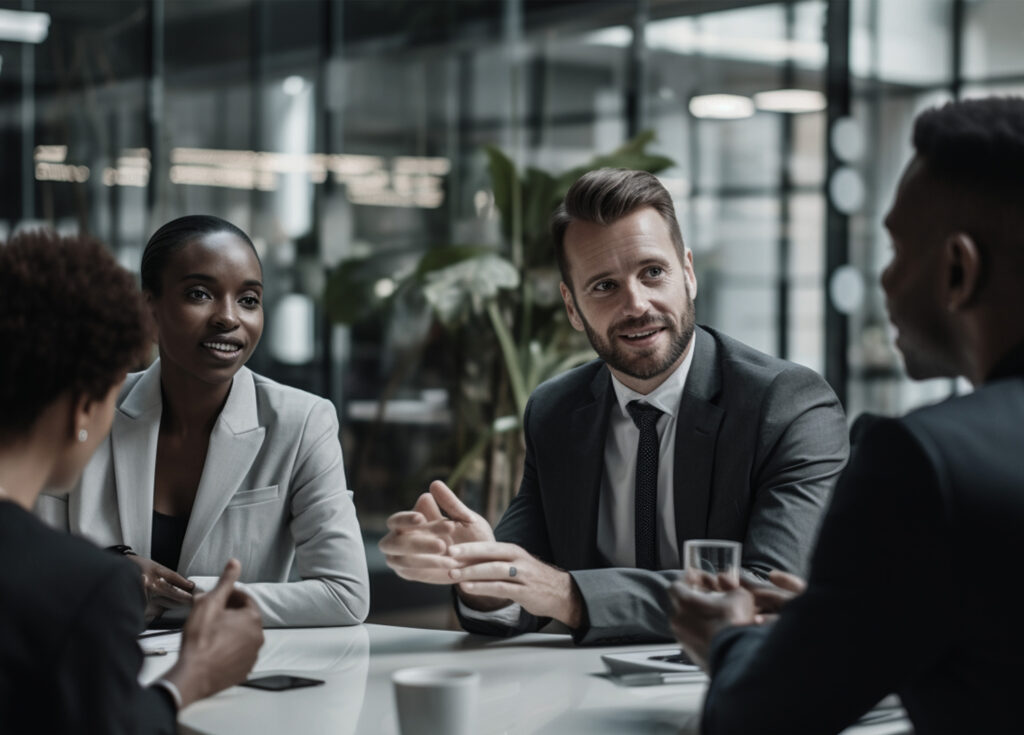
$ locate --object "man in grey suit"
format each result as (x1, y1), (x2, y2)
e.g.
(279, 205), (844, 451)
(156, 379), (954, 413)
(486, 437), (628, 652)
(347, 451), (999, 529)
(381, 169), (848, 644)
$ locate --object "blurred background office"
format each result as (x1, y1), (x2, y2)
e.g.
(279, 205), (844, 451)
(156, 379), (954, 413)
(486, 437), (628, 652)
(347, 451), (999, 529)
(1, 0), (1021, 625)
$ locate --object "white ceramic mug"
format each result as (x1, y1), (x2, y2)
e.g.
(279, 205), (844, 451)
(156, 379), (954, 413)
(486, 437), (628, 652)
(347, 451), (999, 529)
(392, 666), (480, 735)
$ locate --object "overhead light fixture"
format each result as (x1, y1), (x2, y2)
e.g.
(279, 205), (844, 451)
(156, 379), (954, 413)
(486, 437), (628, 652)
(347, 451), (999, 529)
(753, 89), (826, 113)
(282, 75), (306, 96)
(0, 9), (50, 44)
(582, 26), (631, 48)
(689, 94), (755, 120)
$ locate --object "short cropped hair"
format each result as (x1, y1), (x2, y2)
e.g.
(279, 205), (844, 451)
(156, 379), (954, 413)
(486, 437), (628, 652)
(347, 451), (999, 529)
(913, 96), (1024, 190)
(913, 96), (1024, 272)
(550, 169), (685, 290)
(0, 231), (149, 440)
(142, 214), (259, 295)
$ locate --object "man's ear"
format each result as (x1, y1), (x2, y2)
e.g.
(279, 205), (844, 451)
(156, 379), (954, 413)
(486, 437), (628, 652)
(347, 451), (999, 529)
(560, 282), (584, 332)
(944, 232), (982, 311)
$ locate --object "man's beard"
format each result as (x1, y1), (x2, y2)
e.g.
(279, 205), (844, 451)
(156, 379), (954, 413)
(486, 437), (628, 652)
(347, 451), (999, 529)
(577, 289), (696, 381)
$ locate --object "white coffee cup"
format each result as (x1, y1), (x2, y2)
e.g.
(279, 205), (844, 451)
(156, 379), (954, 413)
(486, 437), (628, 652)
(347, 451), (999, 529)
(392, 666), (480, 735)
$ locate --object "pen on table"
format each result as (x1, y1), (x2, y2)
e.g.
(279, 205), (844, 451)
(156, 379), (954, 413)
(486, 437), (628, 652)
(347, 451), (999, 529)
(144, 649), (168, 657)
(616, 671), (705, 686)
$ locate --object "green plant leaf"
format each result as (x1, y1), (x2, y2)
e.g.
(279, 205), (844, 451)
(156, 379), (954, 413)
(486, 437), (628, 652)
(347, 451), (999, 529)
(521, 167), (559, 246)
(486, 300), (529, 419)
(554, 130), (675, 195)
(323, 258), (386, 325)
(556, 152), (675, 193)
(485, 145), (519, 242)
(423, 254), (520, 327)
(414, 244), (495, 280)
(610, 129), (657, 156)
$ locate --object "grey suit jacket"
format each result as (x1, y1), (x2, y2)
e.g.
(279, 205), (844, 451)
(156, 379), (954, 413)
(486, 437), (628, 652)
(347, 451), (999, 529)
(458, 326), (848, 644)
(36, 361), (369, 628)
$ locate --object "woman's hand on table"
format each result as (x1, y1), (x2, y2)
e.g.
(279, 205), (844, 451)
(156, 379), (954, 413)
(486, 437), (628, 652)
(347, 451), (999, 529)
(125, 554), (195, 621)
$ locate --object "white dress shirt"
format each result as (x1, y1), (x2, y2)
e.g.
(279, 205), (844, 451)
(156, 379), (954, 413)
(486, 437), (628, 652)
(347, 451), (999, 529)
(600, 331), (695, 569)
(459, 332), (697, 624)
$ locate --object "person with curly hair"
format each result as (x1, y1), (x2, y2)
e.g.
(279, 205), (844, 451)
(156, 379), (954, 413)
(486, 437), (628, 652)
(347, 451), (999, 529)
(0, 230), (263, 735)
(37, 215), (369, 628)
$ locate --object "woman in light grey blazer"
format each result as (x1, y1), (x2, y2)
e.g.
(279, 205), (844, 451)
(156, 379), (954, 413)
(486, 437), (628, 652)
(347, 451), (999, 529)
(36, 215), (369, 628)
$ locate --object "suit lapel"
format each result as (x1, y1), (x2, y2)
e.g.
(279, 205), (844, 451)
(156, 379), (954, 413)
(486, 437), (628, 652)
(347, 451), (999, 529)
(674, 327), (725, 552)
(562, 366), (614, 569)
(178, 367), (266, 572)
(111, 362), (164, 558)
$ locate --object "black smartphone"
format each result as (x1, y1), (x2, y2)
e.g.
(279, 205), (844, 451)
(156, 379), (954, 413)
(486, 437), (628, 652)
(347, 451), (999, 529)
(240, 675), (325, 691)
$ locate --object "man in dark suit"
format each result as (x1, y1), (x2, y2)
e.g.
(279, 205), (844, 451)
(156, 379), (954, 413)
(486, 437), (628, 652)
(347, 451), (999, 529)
(381, 169), (848, 644)
(669, 97), (1024, 734)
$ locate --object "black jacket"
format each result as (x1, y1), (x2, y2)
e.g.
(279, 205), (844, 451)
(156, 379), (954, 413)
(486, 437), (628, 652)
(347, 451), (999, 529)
(0, 502), (176, 735)
(703, 351), (1024, 734)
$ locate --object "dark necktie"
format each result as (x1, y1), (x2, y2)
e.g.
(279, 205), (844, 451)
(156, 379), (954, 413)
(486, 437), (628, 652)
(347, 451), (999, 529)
(627, 400), (662, 570)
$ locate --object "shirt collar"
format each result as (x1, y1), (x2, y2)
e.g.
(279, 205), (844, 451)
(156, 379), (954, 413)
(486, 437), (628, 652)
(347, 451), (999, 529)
(609, 330), (697, 419)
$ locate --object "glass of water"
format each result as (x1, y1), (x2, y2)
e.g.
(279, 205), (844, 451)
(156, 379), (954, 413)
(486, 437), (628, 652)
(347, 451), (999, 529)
(683, 539), (741, 592)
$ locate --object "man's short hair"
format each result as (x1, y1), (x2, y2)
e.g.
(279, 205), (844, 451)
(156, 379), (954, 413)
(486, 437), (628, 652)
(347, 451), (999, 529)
(551, 168), (686, 290)
(913, 97), (1024, 266)
(913, 96), (1024, 191)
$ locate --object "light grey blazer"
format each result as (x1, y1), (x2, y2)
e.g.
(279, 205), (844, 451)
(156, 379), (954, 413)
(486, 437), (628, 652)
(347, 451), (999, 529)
(35, 360), (370, 628)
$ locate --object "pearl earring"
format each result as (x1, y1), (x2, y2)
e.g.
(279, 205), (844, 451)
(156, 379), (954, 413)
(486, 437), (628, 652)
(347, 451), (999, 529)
(78, 429), (88, 443)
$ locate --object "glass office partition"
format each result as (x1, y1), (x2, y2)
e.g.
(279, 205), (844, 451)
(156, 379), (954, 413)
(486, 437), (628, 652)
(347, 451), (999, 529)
(842, 0), (958, 418)
(4, 2), (1024, 616)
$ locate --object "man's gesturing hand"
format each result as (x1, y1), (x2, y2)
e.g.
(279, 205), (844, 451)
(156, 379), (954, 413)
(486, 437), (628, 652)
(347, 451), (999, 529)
(162, 559), (264, 709)
(448, 542), (583, 628)
(379, 480), (494, 585)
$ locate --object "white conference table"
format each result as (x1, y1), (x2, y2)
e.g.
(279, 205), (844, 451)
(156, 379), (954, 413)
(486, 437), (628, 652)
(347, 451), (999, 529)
(140, 624), (909, 735)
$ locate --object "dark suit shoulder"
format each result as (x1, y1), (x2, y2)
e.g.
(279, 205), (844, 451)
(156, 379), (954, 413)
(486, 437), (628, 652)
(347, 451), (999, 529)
(0, 501), (138, 600)
(705, 326), (831, 391)
(0, 503), (142, 642)
(0, 502), (151, 734)
(527, 359), (607, 417)
(896, 378), (1024, 499)
(697, 327), (840, 426)
(901, 376), (1024, 438)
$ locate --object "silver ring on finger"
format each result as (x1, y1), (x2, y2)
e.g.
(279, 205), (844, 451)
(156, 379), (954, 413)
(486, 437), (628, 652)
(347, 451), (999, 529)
(509, 565), (517, 578)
